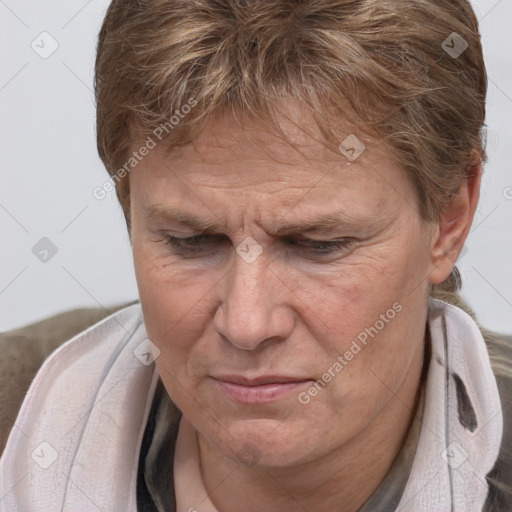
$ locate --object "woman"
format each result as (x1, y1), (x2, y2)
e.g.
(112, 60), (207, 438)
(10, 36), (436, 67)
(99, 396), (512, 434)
(1, 0), (511, 510)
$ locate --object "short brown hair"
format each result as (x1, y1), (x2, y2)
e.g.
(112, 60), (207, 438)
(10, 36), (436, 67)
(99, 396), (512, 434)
(95, 0), (487, 290)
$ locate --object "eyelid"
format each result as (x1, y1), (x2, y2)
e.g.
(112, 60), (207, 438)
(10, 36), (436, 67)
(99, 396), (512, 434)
(162, 231), (221, 240)
(287, 238), (356, 259)
(289, 234), (351, 241)
(161, 232), (356, 259)
(165, 233), (351, 244)
(162, 232), (355, 244)
(284, 235), (355, 245)
(162, 233), (224, 247)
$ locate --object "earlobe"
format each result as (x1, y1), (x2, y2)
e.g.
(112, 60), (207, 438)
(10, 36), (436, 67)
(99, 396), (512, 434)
(428, 153), (482, 285)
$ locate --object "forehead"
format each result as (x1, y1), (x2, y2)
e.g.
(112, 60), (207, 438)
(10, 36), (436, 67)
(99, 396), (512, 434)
(132, 110), (390, 180)
(128, 109), (419, 228)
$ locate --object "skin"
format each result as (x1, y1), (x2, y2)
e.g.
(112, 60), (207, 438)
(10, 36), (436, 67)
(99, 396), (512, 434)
(129, 109), (481, 511)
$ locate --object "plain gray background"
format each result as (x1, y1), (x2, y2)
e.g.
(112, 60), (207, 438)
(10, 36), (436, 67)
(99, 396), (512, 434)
(1, 0), (511, 333)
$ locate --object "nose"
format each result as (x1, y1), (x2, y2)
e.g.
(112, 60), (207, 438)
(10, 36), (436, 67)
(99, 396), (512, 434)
(212, 251), (295, 350)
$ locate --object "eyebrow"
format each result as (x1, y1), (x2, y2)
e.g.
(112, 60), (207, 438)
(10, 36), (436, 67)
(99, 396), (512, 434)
(144, 205), (371, 236)
(145, 205), (217, 231)
(269, 212), (367, 236)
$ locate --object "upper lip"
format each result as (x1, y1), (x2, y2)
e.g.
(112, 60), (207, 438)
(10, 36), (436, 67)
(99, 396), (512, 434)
(212, 375), (312, 386)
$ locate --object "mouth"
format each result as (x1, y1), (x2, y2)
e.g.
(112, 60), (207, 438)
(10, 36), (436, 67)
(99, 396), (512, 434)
(211, 375), (314, 404)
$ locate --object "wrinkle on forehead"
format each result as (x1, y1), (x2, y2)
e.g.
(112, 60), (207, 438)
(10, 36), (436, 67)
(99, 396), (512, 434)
(136, 102), (377, 170)
(129, 104), (419, 238)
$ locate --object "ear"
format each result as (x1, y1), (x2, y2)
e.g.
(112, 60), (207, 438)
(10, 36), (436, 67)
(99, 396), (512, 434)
(428, 152), (482, 285)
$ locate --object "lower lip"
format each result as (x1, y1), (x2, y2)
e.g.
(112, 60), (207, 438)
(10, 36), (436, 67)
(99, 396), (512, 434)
(213, 379), (312, 404)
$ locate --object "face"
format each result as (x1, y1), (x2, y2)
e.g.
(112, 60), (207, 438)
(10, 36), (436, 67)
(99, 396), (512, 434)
(130, 111), (435, 469)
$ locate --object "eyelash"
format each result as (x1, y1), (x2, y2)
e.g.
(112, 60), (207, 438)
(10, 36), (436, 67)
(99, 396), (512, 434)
(162, 234), (354, 257)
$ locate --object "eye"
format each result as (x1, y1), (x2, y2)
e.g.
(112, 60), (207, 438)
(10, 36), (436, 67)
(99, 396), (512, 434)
(163, 233), (220, 254)
(285, 237), (355, 258)
(161, 233), (354, 259)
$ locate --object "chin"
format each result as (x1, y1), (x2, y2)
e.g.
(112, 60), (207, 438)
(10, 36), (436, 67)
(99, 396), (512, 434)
(212, 417), (320, 468)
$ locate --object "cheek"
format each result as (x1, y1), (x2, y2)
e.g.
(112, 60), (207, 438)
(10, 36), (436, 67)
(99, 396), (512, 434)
(133, 242), (218, 356)
(286, 253), (408, 352)
(291, 238), (428, 403)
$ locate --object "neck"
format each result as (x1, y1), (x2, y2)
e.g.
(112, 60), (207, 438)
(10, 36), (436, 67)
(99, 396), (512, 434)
(198, 342), (427, 512)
